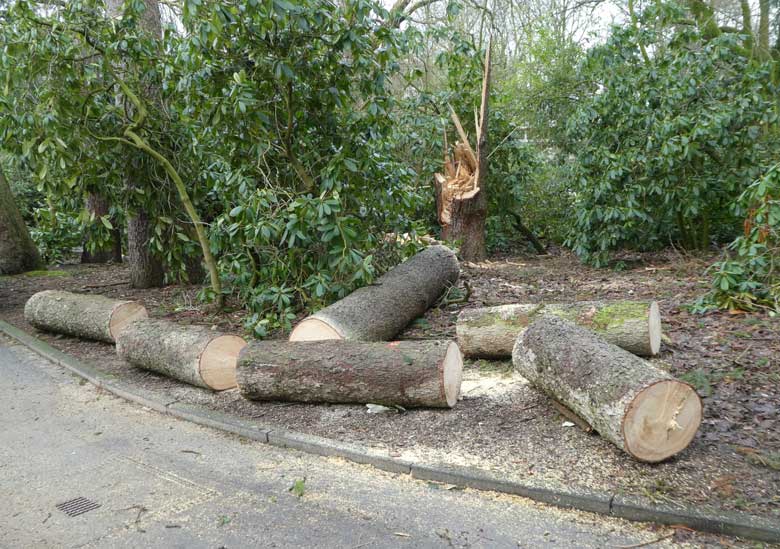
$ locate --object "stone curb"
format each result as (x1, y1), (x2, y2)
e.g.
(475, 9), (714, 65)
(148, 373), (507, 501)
(1, 320), (778, 544)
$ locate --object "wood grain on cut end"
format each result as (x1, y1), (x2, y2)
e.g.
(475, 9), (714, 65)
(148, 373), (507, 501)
(622, 380), (702, 463)
(288, 317), (343, 341)
(199, 335), (246, 390)
(443, 341), (463, 407)
(108, 302), (148, 341)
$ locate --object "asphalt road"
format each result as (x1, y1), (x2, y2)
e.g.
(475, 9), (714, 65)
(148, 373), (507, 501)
(0, 334), (686, 548)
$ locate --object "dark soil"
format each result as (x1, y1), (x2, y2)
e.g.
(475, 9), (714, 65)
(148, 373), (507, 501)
(2, 249), (779, 537)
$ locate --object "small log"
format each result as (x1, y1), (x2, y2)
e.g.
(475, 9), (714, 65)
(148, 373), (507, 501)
(290, 245), (459, 342)
(116, 319), (246, 391)
(24, 290), (147, 343)
(237, 340), (463, 408)
(512, 316), (702, 462)
(457, 300), (661, 359)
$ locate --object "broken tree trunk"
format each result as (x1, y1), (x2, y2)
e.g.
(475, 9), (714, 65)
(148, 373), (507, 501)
(457, 300), (662, 359)
(289, 245), (459, 342)
(116, 318), (246, 390)
(512, 316), (701, 462)
(237, 340), (463, 408)
(24, 290), (147, 343)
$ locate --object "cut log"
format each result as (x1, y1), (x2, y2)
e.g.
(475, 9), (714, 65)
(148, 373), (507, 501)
(116, 318), (246, 391)
(290, 245), (459, 342)
(457, 300), (661, 359)
(512, 316), (702, 462)
(24, 290), (147, 343)
(237, 339), (463, 408)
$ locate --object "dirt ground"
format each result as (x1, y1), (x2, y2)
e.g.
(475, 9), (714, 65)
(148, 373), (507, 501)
(2, 247), (779, 535)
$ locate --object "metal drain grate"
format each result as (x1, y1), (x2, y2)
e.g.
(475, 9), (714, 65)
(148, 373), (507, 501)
(56, 497), (101, 517)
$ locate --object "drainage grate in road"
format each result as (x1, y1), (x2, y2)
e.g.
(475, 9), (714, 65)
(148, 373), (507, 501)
(55, 497), (101, 517)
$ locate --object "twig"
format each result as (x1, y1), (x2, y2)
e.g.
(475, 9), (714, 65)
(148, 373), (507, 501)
(612, 532), (674, 548)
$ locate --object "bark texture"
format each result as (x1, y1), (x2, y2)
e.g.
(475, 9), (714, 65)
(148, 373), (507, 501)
(512, 316), (701, 462)
(24, 290), (147, 343)
(127, 210), (164, 288)
(0, 167), (42, 275)
(116, 318), (245, 390)
(238, 339), (463, 408)
(290, 245), (459, 341)
(457, 300), (661, 359)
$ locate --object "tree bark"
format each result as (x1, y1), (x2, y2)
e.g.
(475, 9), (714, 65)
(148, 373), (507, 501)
(81, 193), (122, 263)
(116, 318), (246, 390)
(290, 245), (459, 341)
(237, 339), (463, 408)
(24, 290), (147, 343)
(457, 300), (662, 359)
(512, 316), (702, 462)
(127, 209), (164, 288)
(0, 167), (42, 274)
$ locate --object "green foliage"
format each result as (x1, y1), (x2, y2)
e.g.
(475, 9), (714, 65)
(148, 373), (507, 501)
(565, 3), (779, 266)
(29, 207), (82, 264)
(701, 165), (780, 313)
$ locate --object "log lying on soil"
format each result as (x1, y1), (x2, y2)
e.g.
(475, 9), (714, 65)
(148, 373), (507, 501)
(457, 300), (661, 359)
(116, 319), (246, 391)
(512, 316), (701, 462)
(237, 339), (463, 408)
(24, 290), (147, 343)
(290, 245), (459, 342)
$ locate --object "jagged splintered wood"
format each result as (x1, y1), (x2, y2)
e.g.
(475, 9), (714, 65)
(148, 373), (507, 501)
(289, 245), (459, 342)
(457, 300), (662, 359)
(24, 290), (147, 343)
(513, 316), (702, 462)
(116, 318), (246, 391)
(237, 339), (463, 408)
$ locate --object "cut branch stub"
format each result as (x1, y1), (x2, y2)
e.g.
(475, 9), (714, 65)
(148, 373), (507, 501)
(512, 316), (701, 462)
(24, 290), (147, 343)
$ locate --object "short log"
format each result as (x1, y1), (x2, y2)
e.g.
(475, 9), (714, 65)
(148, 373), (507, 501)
(116, 319), (246, 391)
(512, 316), (702, 462)
(290, 245), (459, 342)
(237, 339), (463, 408)
(24, 290), (147, 343)
(457, 300), (661, 359)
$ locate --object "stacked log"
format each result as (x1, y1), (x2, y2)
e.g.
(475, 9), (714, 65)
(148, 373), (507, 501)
(512, 316), (701, 462)
(457, 301), (661, 359)
(24, 290), (147, 343)
(116, 318), (246, 391)
(289, 245), (459, 342)
(237, 339), (463, 408)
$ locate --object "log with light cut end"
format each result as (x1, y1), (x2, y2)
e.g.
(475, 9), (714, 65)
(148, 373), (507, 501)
(24, 290), (147, 343)
(512, 316), (701, 462)
(116, 319), (246, 391)
(457, 300), (661, 359)
(237, 339), (463, 408)
(290, 245), (459, 342)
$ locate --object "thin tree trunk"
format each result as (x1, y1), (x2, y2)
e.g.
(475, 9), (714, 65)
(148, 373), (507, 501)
(0, 166), (42, 274)
(127, 209), (164, 288)
(81, 192), (121, 263)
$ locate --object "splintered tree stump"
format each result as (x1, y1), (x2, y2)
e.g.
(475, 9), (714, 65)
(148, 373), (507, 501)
(457, 300), (661, 359)
(24, 290), (147, 343)
(512, 316), (701, 462)
(116, 319), (246, 391)
(290, 245), (459, 342)
(237, 340), (463, 408)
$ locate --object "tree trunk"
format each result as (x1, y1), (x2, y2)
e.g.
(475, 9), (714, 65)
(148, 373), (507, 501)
(289, 245), (459, 341)
(457, 300), (662, 359)
(116, 318), (246, 391)
(81, 193), (122, 263)
(127, 210), (164, 288)
(512, 316), (702, 462)
(0, 167), (42, 274)
(24, 290), (147, 343)
(237, 339), (463, 408)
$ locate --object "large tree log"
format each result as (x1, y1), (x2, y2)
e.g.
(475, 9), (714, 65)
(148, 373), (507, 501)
(512, 316), (702, 462)
(116, 319), (246, 391)
(457, 300), (661, 359)
(237, 340), (463, 408)
(290, 245), (459, 342)
(24, 290), (147, 343)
